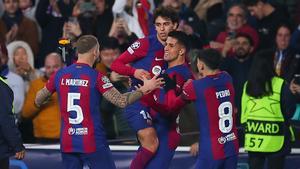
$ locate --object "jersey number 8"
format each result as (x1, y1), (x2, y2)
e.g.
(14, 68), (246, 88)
(218, 101), (233, 133)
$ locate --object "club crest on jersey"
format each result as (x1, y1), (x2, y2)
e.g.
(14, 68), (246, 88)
(68, 128), (76, 135)
(152, 65), (162, 76)
(218, 132), (237, 144)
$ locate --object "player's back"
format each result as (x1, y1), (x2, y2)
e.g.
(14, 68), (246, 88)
(192, 72), (239, 160)
(54, 63), (108, 153)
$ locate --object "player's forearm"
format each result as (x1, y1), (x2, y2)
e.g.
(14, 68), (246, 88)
(35, 87), (52, 108)
(103, 88), (143, 108)
(110, 60), (136, 76)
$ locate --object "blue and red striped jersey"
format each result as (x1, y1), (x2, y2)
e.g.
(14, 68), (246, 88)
(111, 35), (167, 87)
(182, 71), (239, 160)
(46, 63), (113, 153)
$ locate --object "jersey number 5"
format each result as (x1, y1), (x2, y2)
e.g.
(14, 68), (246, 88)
(67, 93), (83, 124)
(218, 101), (233, 133)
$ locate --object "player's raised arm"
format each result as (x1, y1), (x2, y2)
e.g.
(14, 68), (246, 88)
(111, 39), (150, 78)
(103, 75), (164, 108)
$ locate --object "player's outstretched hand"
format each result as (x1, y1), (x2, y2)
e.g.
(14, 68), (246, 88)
(134, 69), (151, 81)
(137, 75), (164, 95)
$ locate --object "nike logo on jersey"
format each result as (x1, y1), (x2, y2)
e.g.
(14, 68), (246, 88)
(154, 57), (164, 61)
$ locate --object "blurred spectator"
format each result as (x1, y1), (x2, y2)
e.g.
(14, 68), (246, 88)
(96, 37), (131, 139)
(7, 41), (43, 90)
(0, 0), (39, 55)
(72, 0), (114, 43)
(189, 0), (223, 21)
(290, 24), (300, 56)
(108, 14), (138, 52)
(210, 4), (259, 57)
(164, 0), (207, 49)
(112, 0), (155, 38)
(35, 0), (74, 68)
(242, 0), (291, 50)
(273, 24), (300, 83)
(241, 49), (296, 169)
(0, 41), (25, 116)
(21, 52), (63, 143)
(19, 0), (36, 20)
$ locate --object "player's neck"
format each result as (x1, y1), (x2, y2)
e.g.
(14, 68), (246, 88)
(168, 59), (185, 68)
(204, 69), (220, 77)
(77, 58), (93, 67)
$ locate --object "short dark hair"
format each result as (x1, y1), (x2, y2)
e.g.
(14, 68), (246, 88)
(75, 35), (98, 54)
(100, 37), (120, 51)
(242, 0), (267, 6)
(196, 49), (222, 70)
(168, 31), (190, 51)
(153, 6), (179, 24)
(236, 32), (254, 46)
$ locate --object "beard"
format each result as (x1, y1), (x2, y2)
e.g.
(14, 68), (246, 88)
(235, 48), (249, 59)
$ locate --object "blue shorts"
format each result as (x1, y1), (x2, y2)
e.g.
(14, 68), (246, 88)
(145, 141), (175, 169)
(196, 155), (238, 169)
(61, 146), (116, 169)
(124, 100), (153, 132)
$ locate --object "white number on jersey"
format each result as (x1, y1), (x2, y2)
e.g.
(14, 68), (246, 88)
(218, 101), (233, 133)
(67, 93), (84, 124)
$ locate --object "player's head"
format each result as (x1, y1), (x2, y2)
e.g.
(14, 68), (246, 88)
(195, 49), (222, 77)
(153, 6), (179, 43)
(164, 31), (189, 66)
(75, 35), (100, 64)
(44, 52), (64, 79)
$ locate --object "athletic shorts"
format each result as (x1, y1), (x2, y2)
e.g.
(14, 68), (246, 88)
(61, 146), (116, 169)
(196, 155), (238, 169)
(124, 100), (153, 132)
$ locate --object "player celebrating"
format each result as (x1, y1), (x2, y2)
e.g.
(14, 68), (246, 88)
(150, 49), (239, 169)
(110, 6), (179, 169)
(34, 35), (163, 169)
(145, 31), (193, 168)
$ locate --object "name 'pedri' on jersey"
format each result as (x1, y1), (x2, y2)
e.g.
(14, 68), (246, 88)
(46, 63), (113, 153)
(182, 71), (239, 160)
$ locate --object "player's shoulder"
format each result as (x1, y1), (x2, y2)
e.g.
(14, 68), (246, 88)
(127, 37), (150, 55)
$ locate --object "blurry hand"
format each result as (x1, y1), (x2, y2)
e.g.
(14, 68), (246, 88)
(15, 149), (25, 160)
(110, 71), (129, 82)
(189, 142), (199, 156)
(290, 79), (300, 94)
(134, 69), (150, 81)
(209, 41), (224, 50)
(137, 75), (164, 95)
(6, 24), (18, 43)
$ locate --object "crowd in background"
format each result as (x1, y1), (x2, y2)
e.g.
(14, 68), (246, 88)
(0, 0), (300, 149)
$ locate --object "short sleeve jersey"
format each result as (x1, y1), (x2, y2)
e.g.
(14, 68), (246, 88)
(182, 72), (239, 160)
(46, 63), (113, 153)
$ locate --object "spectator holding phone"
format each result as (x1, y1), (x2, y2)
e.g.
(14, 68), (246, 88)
(210, 4), (259, 57)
